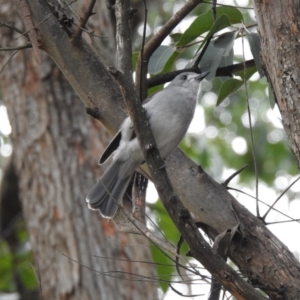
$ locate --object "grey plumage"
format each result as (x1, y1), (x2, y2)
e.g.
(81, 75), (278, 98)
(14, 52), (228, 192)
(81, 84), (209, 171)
(86, 71), (209, 218)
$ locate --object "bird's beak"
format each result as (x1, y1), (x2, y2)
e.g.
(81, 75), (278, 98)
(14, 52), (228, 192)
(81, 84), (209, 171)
(195, 71), (210, 81)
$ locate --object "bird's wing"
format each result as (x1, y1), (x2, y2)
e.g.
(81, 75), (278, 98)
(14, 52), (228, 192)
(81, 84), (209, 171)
(99, 131), (122, 164)
(99, 93), (156, 165)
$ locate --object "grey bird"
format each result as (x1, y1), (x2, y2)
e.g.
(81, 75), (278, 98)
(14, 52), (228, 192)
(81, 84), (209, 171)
(86, 71), (209, 218)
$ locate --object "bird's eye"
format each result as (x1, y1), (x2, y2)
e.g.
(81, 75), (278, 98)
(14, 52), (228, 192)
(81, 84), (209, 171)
(181, 74), (187, 80)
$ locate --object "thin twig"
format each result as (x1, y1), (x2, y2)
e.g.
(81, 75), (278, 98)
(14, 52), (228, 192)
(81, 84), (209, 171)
(192, 32), (213, 68)
(0, 50), (19, 74)
(15, 0), (77, 40)
(262, 176), (300, 220)
(212, 0), (217, 22)
(71, 0), (96, 42)
(176, 236), (185, 280)
(227, 187), (300, 224)
(0, 22), (29, 37)
(0, 43), (32, 51)
(222, 165), (248, 187)
(146, 60), (256, 88)
(19, 0), (41, 63)
(72, 22), (107, 39)
(169, 284), (205, 297)
(202, 0), (254, 10)
(242, 30), (260, 217)
(139, 0), (148, 101)
(265, 219), (300, 225)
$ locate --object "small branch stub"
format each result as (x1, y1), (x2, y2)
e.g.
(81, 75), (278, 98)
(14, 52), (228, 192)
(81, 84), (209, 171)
(86, 107), (101, 119)
(145, 143), (154, 153)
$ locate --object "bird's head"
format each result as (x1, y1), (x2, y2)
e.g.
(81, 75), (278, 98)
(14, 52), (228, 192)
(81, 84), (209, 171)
(168, 71), (210, 95)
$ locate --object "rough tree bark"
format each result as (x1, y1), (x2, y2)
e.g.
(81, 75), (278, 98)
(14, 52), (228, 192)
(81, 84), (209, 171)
(253, 0), (300, 167)
(0, 1), (158, 299)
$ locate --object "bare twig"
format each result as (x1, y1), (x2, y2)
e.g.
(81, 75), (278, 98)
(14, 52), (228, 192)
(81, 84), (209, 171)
(0, 50), (19, 74)
(16, 0), (77, 40)
(0, 43), (32, 51)
(71, 0), (96, 43)
(146, 60), (256, 88)
(176, 236), (185, 280)
(135, 0), (204, 98)
(0, 22), (29, 37)
(115, 0), (133, 76)
(58, 250), (201, 284)
(262, 176), (300, 221)
(222, 165), (248, 187)
(19, 0), (41, 63)
(192, 33), (213, 68)
(202, 0), (254, 10)
(227, 187), (300, 224)
(169, 284), (205, 297)
(266, 219), (300, 225)
(242, 30), (260, 217)
(139, 0), (148, 101)
(72, 22), (107, 39)
(212, 0), (217, 22)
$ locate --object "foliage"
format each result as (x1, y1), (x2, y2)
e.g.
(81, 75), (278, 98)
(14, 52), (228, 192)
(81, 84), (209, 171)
(0, 221), (38, 293)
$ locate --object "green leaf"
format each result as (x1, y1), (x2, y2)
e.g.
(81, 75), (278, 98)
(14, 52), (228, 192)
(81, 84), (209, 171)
(244, 28), (264, 77)
(147, 83), (164, 96)
(217, 66), (257, 105)
(0, 241), (13, 291)
(195, 15), (231, 55)
(169, 33), (182, 43)
(148, 46), (176, 74)
(217, 78), (244, 106)
(161, 50), (181, 73)
(235, 65), (257, 80)
(197, 31), (236, 79)
(177, 6), (243, 47)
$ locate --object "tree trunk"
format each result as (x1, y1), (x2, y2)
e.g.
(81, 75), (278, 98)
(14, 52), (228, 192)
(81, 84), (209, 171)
(253, 0), (300, 167)
(0, 1), (158, 299)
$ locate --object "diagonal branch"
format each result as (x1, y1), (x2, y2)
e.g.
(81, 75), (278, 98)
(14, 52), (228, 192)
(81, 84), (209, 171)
(0, 22), (29, 37)
(115, 0), (133, 77)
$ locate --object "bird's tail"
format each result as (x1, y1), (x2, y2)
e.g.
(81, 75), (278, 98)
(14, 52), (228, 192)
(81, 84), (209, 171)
(86, 159), (132, 218)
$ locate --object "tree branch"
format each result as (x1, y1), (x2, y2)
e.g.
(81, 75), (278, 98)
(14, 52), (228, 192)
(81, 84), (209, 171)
(71, 0), (96, 43)
(115, 0), (133, 76)
(120, 47), (266, 300)
(0, 22), (29, 37)
(146, 59), (256, 88)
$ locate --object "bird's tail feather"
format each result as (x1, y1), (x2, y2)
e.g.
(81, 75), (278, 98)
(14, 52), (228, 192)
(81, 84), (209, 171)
(86, 159), (132, 218)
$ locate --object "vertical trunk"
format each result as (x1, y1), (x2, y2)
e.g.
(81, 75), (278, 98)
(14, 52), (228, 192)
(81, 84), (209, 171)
(253, 0), (300, 167)
(0, 2), (158, 299)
